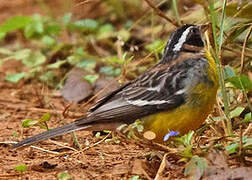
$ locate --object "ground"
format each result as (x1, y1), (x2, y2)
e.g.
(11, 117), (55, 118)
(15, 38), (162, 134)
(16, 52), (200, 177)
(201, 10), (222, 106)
(0, 0), (251, 180)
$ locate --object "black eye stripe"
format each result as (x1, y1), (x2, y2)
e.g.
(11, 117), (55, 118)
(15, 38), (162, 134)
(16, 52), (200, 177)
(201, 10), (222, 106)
(161, 24), (204, 63)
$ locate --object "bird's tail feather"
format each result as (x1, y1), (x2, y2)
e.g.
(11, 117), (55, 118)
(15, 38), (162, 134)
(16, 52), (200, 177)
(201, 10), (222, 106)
(13, 119), (89, 149)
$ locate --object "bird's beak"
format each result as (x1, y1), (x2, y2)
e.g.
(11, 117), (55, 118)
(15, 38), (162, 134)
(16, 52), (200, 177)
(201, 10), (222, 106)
(199, 24), (209, 34)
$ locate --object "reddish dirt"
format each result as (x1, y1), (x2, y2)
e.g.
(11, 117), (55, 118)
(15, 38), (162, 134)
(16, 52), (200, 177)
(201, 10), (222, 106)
(0, 80), (189, 179)
(0, 1), (251, 180)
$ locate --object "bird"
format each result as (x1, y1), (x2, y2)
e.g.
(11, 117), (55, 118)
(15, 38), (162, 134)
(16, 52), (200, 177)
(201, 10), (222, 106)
(13, 24), (219, 148)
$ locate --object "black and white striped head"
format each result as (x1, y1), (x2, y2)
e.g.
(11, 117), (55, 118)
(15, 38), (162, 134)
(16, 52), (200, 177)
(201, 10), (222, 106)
(162, 24), (208, 63)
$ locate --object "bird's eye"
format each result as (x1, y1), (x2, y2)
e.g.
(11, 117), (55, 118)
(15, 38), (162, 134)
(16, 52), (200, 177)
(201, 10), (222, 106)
(191, 28), (198, 34)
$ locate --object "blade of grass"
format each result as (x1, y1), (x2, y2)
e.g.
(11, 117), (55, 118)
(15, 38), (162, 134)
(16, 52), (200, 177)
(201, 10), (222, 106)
(209, 0), (232, 135)
(172, 0), (182, 26)
(71, 132), (82, 150)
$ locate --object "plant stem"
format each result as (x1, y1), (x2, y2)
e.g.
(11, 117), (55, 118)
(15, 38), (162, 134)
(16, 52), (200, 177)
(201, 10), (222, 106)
(172, 0), (181, 25)
(209, 0), (232, 135)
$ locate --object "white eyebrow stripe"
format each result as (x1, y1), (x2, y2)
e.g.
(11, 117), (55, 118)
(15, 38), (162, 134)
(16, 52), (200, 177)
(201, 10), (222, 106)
(173, 26), (193, 51)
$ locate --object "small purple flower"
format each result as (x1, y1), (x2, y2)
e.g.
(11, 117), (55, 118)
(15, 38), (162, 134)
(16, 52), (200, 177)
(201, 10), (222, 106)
(163, 131), (180, 142)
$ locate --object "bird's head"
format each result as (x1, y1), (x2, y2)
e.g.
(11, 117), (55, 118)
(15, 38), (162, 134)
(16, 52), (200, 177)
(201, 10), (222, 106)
(161, 24), (209, 63)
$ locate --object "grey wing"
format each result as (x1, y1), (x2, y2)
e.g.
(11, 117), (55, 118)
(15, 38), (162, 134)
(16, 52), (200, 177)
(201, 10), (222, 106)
(85, 65), (188, 124)
(84, 57), (211, 125)
(122, 68), (186, 110)
(121, 57), (212, 110)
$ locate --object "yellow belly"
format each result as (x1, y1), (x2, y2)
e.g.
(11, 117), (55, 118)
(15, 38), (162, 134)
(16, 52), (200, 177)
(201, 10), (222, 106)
(142, 82), (218, 142)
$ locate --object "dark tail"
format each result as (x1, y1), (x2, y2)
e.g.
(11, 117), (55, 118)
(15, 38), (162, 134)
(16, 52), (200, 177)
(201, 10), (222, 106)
(13, 119), (90, 149)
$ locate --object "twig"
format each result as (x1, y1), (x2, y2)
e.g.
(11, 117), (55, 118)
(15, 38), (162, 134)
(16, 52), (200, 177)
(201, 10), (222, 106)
(238, 125), (243, 159)
(244, 123), (252, 136)
(8, 141), (60, 155)
(30, 145), (60, 155)
(62, 103), (72, 118)
(240, 24), (252, 73)
(74, 0), (93, 7)
(82, 132), (111, 151)
(124, 135), (177, 153)
(217, 97), (228, 135)
(48, 140), (78, 152)
(223, 46), (252, 58)
(0, 174), (21, 178)
(154, 153), (168, 180)
(59, 132), (112, 157)
(143, 0), (179, 27)
(128, 0), (167, 31)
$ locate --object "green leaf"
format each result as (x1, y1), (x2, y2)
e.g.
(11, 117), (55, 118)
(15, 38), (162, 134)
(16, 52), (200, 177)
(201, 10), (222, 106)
(13, 131), (18, 138)
(97, 24), (114, 39)
(99, 66), (121, 77)
(45, 23), (61, 36)
(22, 119), (38, 128)
(5, 72), (27, 83)
(62, 13), (72, 24)
(41, 35), (56, 45)
(114, 68), (121, 76)
(57, 171), (72, 180)
(145, 40), (165, 53)
(22, 51), (46, 67)
(226, 143), (238, 154)
(0, 32), (6, 40)
(39, 71), (56, 87)
(243, 138), (252, 148)
(117, 29), (130, 41)
(69, 19), (98, 32)
(76, 59), (96, 70)
(24, 14), (44, 38)
(184, 155), (207, 179)
(241, 113), (252, 123)
(137, 124), (144, 132)
(230, 106), (245, 118)
(84, 74), (99, 84)
(12, 49), (31, 61)
(124, 20), (133, 29)
(95, 132), (101, 139)
(129, 175), (140, 180)
(0, 16), (32, 39)
(98, 24), (114, 33)
(176, 131), (194, 147)
(14, 164), (28, 172)
(104, 56), (123, 64)
(180, 146), (193, 158)
(47, 60), (67, 69)
(223, 66), (235, 79)
(227, 75), (252, 90)
(39, 112), (51, 123)
(0, 48), (12, 55)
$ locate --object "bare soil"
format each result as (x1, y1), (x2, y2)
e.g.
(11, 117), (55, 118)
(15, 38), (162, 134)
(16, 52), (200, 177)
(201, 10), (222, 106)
(0, 1), (251, 180)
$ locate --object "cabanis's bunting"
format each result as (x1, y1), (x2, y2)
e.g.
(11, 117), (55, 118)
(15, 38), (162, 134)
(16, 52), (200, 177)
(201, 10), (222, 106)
(13, 24), (219, 148)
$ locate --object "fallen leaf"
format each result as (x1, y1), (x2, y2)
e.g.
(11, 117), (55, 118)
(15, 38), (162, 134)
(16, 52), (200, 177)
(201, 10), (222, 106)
(93, 77), (120, 99)
(61, 68), (93, 103)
